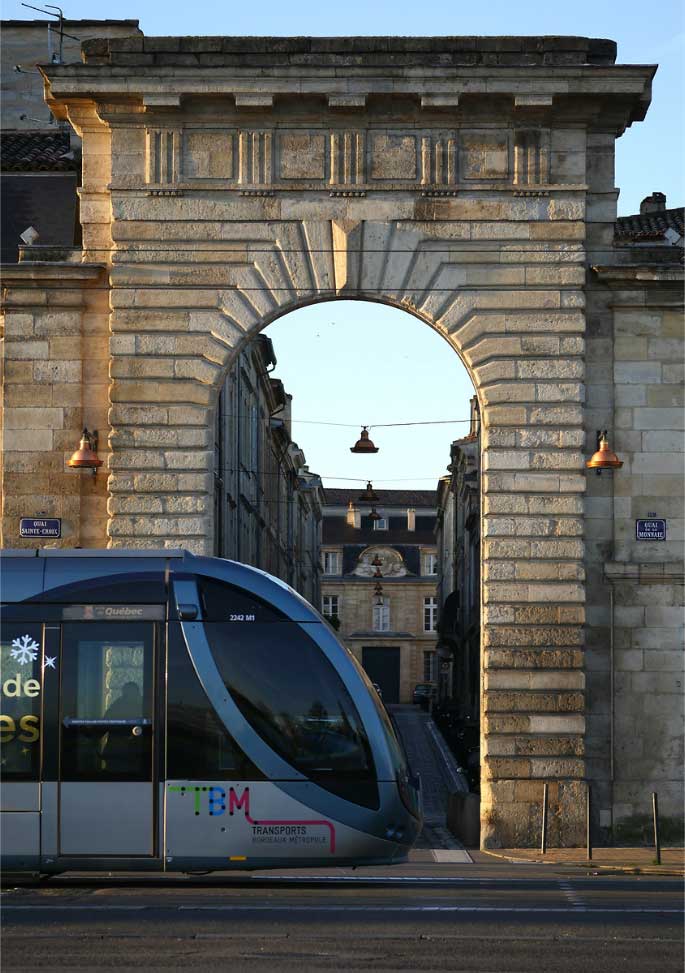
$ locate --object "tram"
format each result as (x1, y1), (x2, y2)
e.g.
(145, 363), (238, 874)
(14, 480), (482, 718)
(0, 549), (422, 874)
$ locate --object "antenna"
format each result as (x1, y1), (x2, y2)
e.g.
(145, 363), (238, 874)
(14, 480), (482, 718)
(21, 3), (80, 63)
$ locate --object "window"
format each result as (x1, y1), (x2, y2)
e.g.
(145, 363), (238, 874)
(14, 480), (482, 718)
(372, 598), (390, 632)
(204, 620), (377, 808)
(372, 517), (388, 531)
(423, 597), (438, 633)
(167, 626), (262, 780)
(322, 551), (341, 575)
(0, 623), (42, 781)
(322, 595), (340, 620)
(422, 553), (438, 576)
(423, 651), (436, 682)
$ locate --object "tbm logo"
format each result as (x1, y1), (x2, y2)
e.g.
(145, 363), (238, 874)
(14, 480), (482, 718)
(167, 785), (251, 817)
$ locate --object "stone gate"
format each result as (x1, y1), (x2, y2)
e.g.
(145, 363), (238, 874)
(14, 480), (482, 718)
(3, 36), (678, 847)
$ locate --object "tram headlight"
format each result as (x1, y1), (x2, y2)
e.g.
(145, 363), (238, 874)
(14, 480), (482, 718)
(396, 770), (421, 821)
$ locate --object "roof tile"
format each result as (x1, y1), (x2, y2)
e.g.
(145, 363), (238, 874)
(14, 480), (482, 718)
(1, 131), (77, 173)
(615, 207), (684, 242)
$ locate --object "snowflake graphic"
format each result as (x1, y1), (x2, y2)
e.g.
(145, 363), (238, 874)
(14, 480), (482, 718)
(10, 634), (39, 666)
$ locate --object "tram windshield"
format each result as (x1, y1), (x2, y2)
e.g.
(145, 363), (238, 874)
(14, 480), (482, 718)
(199, 580), (377, 806)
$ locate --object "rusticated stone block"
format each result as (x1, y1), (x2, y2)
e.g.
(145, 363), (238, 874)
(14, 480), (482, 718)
(484, 625), (584, 647)
(486, 648), (584, 669)
(482, 757), (532, 780)
(485, 691), (585, 713)
(515, 736), (584, 757)
(530, 758), (584, 778)
(484, 715), (531, 734)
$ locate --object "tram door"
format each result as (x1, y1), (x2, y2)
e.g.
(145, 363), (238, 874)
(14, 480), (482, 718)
(58, 621), (157, 857)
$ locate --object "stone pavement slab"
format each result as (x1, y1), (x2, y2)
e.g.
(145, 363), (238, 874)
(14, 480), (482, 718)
(478, 846), (684, 876)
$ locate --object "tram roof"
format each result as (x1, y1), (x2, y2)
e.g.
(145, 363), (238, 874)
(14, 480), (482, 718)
(1, 549), (321, 623)
(2, 548), (186, 557)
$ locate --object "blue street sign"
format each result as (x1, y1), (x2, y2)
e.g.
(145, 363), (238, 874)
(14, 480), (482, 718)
(19, 518), (62, 538)
(635, 519), (666, 541)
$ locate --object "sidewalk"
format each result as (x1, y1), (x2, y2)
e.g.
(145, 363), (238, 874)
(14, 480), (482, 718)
(477, 846), (685, 876)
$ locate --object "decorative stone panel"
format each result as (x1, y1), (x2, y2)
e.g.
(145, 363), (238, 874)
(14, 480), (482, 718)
(460, 133), (509, 180)
(278, 133), (327, 180)
(182, 130), (235, 180)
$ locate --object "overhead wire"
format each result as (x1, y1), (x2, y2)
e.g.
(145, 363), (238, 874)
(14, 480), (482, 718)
(214, 468), (445, 481)
(219, 415), (474, 428)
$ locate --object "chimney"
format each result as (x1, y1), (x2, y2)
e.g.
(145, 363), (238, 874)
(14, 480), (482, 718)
(282, 393), (293, 438)
(346, 501), (360, 528)
(640, 192), (667, 215)
(407, 508), (416, 531)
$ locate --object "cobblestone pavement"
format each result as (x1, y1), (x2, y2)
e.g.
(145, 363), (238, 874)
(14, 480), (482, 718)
(389, 704), (462, 851)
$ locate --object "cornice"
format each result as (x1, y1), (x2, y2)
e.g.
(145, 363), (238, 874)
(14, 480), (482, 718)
(592, 263), (684, 286)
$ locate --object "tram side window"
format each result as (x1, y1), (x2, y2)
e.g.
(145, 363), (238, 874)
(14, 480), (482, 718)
(204, 620), (379, 808)
(198, 577), (286, 622)
(167, 626), (263, 781)
(35, 572), (165, 604)
(0, 624), (42, 781)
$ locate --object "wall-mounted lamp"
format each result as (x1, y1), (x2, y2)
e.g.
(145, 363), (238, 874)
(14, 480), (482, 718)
(373, 582), (384, 607)
(68, 428), (103, 476)
(586, 430), (623, 475)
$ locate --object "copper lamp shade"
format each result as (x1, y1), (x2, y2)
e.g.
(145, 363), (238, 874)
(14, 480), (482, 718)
(586, 431), (623, 474)
(350, 427), (379, 454)
(369, 506), (381, 522)
(358, 480), (379, 502)
(68, 428), (102, 473)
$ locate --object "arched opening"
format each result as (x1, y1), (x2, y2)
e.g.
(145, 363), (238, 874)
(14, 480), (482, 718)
(210, 297), (481, 848)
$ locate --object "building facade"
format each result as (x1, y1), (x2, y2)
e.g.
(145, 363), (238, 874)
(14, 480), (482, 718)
(320, 489), (439, 703)
(214, 334), (323, 607)
(435, 397), (481, 717)
(1, 33), (683, 846)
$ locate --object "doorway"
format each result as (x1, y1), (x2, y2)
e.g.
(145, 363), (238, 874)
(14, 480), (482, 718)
(362, 646), (401, 704)
(58, 621), (157, 857)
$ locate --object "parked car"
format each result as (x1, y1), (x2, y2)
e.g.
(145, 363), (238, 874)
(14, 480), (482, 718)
(412, 683), (435, 708)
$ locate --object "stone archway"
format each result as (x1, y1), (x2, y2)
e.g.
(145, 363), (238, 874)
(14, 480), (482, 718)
(3, 34), (655, 846)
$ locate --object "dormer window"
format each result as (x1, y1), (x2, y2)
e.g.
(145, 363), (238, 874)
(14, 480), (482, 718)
(322, 551), (342, 575)
(372, 517), (388, 531)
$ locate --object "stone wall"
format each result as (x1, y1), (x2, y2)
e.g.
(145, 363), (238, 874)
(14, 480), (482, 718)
(585, 272), (684, 837)
(0, 263), (109, 548)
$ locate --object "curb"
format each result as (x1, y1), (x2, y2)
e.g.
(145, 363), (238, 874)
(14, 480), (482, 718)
(479, 848), (684, 877)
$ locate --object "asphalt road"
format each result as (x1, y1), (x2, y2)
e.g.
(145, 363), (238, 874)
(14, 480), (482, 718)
(3, 864), (683, 971)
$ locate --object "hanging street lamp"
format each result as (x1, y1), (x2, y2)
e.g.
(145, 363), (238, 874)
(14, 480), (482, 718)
(358, 480), (379, 502)
(586, 431), (623, 475)
(369, 506), (381, 521)
(350, 426), (379, 454)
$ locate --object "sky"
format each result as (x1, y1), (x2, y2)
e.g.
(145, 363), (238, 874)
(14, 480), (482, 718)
(265, 302), (476, 489)
(4, 0), (683, 490)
